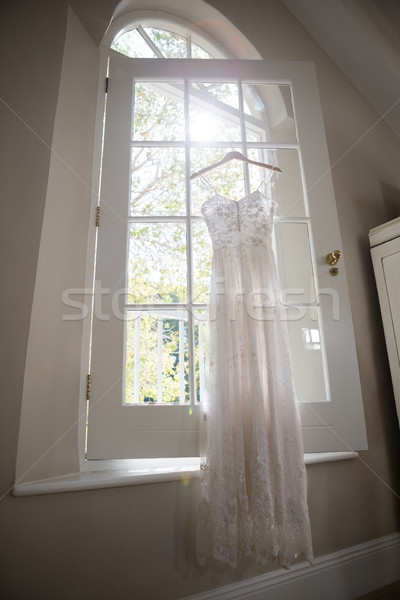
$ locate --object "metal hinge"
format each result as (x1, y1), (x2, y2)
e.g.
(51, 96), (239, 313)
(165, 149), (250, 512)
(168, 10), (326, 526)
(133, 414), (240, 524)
(95, 206), (100, 227)
(105, 77), (109, 93)
(86, 374), (91, 401)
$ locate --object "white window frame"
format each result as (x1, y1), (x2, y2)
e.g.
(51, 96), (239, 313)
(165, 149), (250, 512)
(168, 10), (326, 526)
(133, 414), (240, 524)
(84, 49), (368, 461)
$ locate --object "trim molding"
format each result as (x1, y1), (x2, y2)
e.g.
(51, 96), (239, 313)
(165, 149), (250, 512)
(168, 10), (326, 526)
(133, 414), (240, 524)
(369, 216), (400, 247)
(183, 533), (400, 600)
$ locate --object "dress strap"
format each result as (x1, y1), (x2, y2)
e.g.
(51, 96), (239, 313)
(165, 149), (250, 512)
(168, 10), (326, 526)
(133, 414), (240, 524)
(256, 167), (276, 193)
(198, 174), (218, 196)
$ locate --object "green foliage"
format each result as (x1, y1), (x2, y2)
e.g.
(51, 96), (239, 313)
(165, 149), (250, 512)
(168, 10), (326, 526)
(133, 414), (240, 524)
(145, 28), (187, 58)
(111, 29), (156, 58)
(126, 314), (189, 404)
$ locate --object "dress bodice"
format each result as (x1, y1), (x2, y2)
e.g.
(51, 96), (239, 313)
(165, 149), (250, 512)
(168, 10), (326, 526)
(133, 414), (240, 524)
(201, 191), (277, 251)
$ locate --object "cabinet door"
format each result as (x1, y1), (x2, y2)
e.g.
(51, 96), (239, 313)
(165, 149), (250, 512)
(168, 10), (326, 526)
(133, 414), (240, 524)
(371, 236), (400, 424)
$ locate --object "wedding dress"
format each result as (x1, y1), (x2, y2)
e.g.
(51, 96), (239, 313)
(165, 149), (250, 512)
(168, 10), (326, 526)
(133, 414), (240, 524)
(197, 189), (313, 569)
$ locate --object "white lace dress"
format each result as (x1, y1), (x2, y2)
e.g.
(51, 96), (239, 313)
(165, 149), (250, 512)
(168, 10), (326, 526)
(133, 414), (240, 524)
(197, 190), (313, 569)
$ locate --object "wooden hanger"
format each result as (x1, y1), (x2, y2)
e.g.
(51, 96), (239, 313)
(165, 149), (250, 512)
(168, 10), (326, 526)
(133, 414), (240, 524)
(189, 150), (282, 180)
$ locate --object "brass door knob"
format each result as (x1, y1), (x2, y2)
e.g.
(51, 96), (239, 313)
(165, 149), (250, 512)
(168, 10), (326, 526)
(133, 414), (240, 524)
(326, 250), (342, 265)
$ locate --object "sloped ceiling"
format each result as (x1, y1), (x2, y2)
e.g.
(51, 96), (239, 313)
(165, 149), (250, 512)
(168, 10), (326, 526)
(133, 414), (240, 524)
(282, 0), (400, 140)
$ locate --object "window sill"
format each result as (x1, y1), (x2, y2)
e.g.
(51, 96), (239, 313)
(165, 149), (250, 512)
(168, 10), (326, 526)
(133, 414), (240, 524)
(13, 452), (358, 497)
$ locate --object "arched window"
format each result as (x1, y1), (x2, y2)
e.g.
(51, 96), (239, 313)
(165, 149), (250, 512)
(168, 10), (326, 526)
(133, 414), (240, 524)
(111, 23), (215, 59)
(85, 15), (367, 461)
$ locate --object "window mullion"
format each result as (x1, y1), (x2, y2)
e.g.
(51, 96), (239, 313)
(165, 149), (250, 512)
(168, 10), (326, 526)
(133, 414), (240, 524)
(137, 26), (165, 58)
(198, 321), (205, 403)
(128, 215), (197, 223)
(179, 319), (185, 403)
(126, 303), (207, 310)
(238, 80), (250, 195)
(130, 140), (299, 150)
(133, 315), (141, 403)
(157, 317), (163, 403)
(184, 77), (197, 406)
(246, 142), (300, 150)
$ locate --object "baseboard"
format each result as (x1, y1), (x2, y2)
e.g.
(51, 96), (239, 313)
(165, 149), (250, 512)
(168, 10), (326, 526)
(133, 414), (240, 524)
(184, 533), (400, 600)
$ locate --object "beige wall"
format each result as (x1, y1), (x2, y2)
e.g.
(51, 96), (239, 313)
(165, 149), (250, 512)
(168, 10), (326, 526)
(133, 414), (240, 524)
(1, 1), (400, 598)
(15, 5), (99, 482)
(0, 0), (68, 493)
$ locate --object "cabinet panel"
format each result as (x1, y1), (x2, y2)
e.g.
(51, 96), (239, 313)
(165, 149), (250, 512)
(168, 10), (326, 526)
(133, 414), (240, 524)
(382, 252), (400, 366)
(370, 218), (400, 425)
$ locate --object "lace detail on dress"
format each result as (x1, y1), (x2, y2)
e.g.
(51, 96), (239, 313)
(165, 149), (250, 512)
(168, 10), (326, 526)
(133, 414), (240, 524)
(197, 190), (313, 569)
(201, 191), (277, 250)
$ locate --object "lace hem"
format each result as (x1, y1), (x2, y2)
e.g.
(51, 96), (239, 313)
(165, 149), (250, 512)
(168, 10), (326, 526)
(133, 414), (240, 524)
(197, 455), (314, 569)
(197, 497), (313, 570)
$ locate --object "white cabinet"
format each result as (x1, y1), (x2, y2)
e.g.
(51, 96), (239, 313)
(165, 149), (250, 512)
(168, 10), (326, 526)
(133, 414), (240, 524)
(370, 217), (400, 425)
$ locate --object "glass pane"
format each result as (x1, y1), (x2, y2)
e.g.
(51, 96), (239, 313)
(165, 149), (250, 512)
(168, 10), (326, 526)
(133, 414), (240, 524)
(144, 28), (187, 58)
(274, 222), (315, 304)
(192, 221), (212, 304)
(242, 84), (297, 143)
(111, 30), (157, 58)
(191, 43), (213, 59)
(125, 310), (189, 404)
(189, 83), (241, 141)
(190, 147), (246, 214)
(248, 148), (306, 217)
(285, 308), (328, 402)
(130, 147), (186, 215)
(133, 82), (185, 141)
(128, 223), (187, 303)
